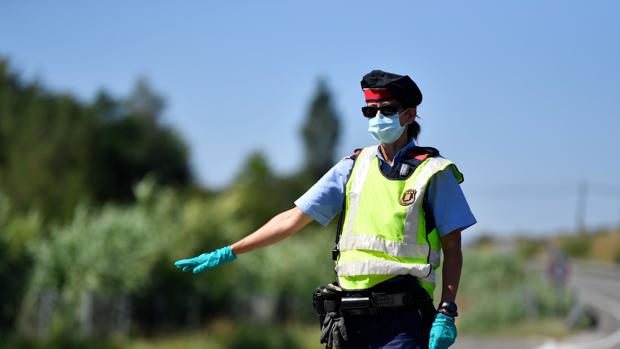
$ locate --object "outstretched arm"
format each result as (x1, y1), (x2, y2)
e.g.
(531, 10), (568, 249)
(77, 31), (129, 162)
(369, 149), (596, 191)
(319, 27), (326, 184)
(231, 207), (313, 255)
(175, 207), (313, 273)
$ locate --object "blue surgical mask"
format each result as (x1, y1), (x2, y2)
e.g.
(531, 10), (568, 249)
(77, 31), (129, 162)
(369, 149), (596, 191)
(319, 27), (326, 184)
(368, 113), (405, 144)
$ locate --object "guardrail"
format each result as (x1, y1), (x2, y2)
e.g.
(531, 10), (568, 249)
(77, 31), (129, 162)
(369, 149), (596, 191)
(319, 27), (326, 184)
(535, 260), (620, 349)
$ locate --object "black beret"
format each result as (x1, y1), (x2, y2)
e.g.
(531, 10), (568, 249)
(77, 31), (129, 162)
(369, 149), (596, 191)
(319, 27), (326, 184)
(361, 70), (423, 107)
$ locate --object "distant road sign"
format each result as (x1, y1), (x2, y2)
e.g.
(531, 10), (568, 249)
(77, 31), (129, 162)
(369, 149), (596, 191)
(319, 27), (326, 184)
(547, 253), (570, 287)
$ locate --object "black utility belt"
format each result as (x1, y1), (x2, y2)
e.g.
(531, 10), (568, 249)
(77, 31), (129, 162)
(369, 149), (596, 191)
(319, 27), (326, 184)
(340, 291), (419, 316)
(313, 283), (431, 318)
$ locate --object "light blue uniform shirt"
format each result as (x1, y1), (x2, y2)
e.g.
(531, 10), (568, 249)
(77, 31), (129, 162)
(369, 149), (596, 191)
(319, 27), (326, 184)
(294, 140), (476, 236)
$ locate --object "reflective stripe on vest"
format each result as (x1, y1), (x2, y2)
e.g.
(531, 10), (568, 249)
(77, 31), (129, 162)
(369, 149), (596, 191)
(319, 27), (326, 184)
(338, 233), (441, 265)
(336, 145), (462, 295)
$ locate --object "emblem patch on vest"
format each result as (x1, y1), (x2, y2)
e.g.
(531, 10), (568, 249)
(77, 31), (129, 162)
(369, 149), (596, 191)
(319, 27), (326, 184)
(399, 189), (417, 206)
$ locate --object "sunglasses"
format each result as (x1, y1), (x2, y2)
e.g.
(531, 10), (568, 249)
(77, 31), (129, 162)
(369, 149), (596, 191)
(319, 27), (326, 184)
(361, 104), (401, 118)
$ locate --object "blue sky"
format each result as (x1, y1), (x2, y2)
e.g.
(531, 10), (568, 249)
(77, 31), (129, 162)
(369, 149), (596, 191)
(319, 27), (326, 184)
(1, 0), (619, 236)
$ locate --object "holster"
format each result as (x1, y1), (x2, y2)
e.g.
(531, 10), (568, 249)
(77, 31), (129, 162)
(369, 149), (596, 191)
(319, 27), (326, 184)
(313, 283), (343, 325)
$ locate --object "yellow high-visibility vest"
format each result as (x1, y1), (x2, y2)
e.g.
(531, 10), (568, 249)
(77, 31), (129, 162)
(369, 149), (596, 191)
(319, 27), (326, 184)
(336, 146), (463, 298)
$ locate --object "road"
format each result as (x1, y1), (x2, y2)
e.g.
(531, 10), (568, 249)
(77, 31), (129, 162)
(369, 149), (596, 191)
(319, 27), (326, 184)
(455, 261), (620, 349)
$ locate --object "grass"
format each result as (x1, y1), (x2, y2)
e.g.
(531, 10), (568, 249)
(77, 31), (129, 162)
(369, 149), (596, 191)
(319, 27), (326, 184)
(121, 323), (321, 349)
(488, 318), (571, 339)
(1, 323), (323, 349)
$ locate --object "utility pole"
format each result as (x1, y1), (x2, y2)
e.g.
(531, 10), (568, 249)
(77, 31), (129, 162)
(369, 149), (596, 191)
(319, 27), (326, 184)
(576, 181), (587, 235)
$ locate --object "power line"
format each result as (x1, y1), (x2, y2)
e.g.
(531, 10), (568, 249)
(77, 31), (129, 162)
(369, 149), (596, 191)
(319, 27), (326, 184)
(469, 180), (620, 199)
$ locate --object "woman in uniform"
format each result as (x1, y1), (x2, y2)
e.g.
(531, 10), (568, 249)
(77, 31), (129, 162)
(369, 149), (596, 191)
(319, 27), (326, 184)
(175, 70), (476, 349)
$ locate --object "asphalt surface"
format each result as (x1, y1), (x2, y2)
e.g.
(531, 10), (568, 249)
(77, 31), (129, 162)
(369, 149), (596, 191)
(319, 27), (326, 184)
(455, 261), (620, 349)
(454, 337), (543, 349)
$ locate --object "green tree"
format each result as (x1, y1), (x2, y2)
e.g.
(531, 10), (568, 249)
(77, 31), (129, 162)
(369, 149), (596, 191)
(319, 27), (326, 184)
(0, 60), (96, 220)
(301, 79), (340, 179)
(90, 79), (192, 202)
(0, 59), (192, 218)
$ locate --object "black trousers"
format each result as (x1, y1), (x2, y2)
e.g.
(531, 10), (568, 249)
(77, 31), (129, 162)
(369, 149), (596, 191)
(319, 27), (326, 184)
(336, 276), (435, 349)
(338, 305), (432, 349)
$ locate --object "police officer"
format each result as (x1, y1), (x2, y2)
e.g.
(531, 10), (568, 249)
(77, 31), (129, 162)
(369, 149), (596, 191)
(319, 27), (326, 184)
(175, 70), (476, 349)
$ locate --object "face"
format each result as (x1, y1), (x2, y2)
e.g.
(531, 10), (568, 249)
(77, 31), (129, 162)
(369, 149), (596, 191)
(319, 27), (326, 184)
(365, 99), (416, 127)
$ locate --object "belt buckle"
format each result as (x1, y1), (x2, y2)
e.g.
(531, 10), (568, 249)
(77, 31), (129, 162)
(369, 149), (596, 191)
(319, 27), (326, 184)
(340, 296), (374, 316)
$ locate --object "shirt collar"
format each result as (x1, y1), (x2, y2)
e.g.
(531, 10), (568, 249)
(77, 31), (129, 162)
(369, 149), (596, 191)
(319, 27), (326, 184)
(375, 138), (417, 167)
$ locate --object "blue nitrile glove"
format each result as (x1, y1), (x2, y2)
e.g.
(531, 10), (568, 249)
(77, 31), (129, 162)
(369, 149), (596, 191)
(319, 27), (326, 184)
(429, 313), (457, 349)
(174, 246), (237, 274)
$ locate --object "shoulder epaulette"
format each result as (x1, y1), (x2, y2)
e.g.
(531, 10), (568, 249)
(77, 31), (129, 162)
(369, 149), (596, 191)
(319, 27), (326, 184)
(404, 146), (441, 165)
(406, 146), (440, 159)
(348, 148), (363, 161)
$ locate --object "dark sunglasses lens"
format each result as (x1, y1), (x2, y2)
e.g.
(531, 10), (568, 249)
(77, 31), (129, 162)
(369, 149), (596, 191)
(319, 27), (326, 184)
(361, 106), (378, 118)
(380, 105), (399, 116)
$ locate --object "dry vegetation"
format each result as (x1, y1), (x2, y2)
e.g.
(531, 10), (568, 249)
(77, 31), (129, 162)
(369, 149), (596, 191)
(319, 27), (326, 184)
(588, 229), (620, 262)
(552, 228), (620, 262)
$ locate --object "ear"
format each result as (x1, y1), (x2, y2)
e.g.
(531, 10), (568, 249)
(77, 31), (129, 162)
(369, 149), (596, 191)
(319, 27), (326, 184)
(402, 106), (417, 125)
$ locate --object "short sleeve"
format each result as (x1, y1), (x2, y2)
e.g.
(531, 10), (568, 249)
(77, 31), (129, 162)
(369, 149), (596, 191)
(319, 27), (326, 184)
(294, 158), (354, 226)
(425, 166), (477, 236)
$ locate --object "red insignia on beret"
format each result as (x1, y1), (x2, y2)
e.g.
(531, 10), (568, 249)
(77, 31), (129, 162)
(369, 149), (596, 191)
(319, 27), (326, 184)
(363, 88), (393, 102)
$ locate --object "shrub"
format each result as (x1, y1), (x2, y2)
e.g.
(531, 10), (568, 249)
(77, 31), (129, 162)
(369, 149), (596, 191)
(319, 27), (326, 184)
(560, 236), (591, 258)
(458, 251), (572, 334)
